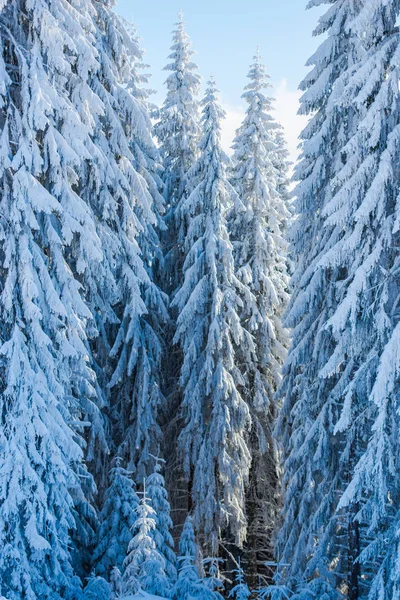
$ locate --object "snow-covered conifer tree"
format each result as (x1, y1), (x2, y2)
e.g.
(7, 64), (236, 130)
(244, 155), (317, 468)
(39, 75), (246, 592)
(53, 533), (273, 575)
(256, 564), (291, 600)
(311, 4), (400, 598)
(175, 517), (203, 600)
(272, 125), (292, 225)
(202, 557), (224, 600)
(83, 576), (111, 600)
(172, 78), (252, 550)
(275, 1), (400, 598)
(178, 516), (198, 559)
(229, 560), (251, 600)
(147, 457), (177, 591)
(93, 460), (139, 579)
(154, 12), (201, 294)
(0, 1), (106, 597)
(88, 4), (168, 481)
(154, 15), (201, 527)
(110, 567), (123, 598)
(229, 52), (290, 583)
(123, 484), (169, 597)
(274, 0), (365, 595)
(0, 0), (169, 593)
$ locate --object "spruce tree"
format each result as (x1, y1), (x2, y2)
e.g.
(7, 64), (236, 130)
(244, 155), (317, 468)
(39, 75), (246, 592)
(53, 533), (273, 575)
(0, 1), (168, 593)
(272, 125), (291, 225)
(202, 557), (224, 600)
(154, 14), (201, 530)
(123, 484), (169, 597)
(172, 78), (252, 550)
(147, 457), (177, 591)
(229, 52), (290, 585)
(93, 460), (139, 580)
(0, 0), (102, 597)
(275, 0), (400, 598)
(90, 5), (168, 482)
(83, 577), (111, 600)
(313, 4), (400, 598)
(154, 11), (201, 294)
(229, 560), (251, 600)
(175, 517), (203, 600)
(110, 567), (123, 599)
(274, 0), (363, 594)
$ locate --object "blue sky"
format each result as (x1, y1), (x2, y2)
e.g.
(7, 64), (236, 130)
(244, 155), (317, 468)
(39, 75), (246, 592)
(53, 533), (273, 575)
(115, 0), (325, 160)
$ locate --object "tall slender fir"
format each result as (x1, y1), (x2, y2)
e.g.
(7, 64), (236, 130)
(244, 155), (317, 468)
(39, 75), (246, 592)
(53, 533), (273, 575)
(93, 460), (139, 580)
(122, 483), (169, 597)
(154, 12), (201, 295)
(229, 52), (290, 585)
(147, 457), (177, 593)
(173, 78), (253, 551)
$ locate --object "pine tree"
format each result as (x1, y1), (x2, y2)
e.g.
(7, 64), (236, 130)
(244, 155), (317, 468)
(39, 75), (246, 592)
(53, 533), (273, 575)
(229, 52), (290, 585)
(175, 516), (203, 600)
(202, 557), (224, 600)
(313, 4), (400, 598)
(91, 5), (169, 482)
(154, 14), (201, 531)
(229, 559), (251, 600)
(147, 457), (177, 591)
(154, 11), (201, 295)
(93, 459), (139, 579)
(83, 576), (111, 600)
(272, 125), (291, 226)
(275, 0), (400, 598)
(0, 1), (104, 597)
(0, 1), (169, 594)
(172, 78), (252, 550)
(123, 483), (169, 597)
(110, 567), (123, 599)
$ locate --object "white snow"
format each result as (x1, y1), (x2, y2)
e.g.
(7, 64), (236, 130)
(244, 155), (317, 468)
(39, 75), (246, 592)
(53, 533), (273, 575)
(120, 592), (167, 600)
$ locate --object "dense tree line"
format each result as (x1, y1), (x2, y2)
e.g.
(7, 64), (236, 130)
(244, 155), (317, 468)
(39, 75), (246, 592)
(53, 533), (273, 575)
(0, 2), (289, 598)
(2, 1), (399, 599)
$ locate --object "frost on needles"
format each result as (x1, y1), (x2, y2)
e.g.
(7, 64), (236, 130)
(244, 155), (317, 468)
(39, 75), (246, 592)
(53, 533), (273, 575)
(0, 0), (297, 598)
(274, 1), (400, 599)
(0, 0), (168, 597)
(172, 78), (253, 552)
(229, 51), (290, 585)
(0, 0), (105, 596)
(154, 12), (201, 296)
